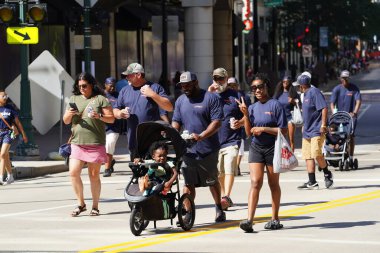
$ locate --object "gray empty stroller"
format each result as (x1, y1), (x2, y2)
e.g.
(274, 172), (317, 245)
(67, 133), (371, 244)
(124, 121), (195, 236)
(323, 111), (358, 171)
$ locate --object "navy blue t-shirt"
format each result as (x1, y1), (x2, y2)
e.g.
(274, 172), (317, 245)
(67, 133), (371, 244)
(105, 91), (124, 133)
(302, 87), (327, 138)
(330, 83), (361, 113)
(172, 89), (223, 159)
(217, 89), (244, 148)
(248, 99), (287, 146)
(277, 91), (293, 120)
(115, 79), (129, 93)
(0, 104), (18, 129)
(117, 81), (169, 150)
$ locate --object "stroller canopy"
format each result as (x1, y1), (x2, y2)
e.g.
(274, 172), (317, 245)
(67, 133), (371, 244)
(329, 111), (354, 135)
(136, 121), (187, 159)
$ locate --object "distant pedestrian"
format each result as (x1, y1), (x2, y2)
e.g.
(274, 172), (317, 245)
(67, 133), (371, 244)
(115, 73), (129, 93)
(63, 73), (115, 217)
(172, 71), (226, 223)
(113, 63), (173, 160)
(292, 73), (334, 190)
(227, 77), (252, 176)
(103, 77), (123, 177)
(208, 69), (244, 210)
(237, 73), (287, 233)
(273, 75), (300, 152)
(330, 70), (361, 168)
(0, 90), (28, 185)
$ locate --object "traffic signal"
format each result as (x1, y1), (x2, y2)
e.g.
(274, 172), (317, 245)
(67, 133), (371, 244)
(305, 26), (310, 34)
(297, 41), (302, 48)
(28, 3), (47, 23)
(0, 4), (16, 24)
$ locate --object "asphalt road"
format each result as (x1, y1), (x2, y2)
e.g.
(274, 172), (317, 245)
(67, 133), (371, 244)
(1, 67), (380, 252)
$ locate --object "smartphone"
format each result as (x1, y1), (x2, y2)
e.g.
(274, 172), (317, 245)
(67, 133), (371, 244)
(69, 103), (79, 111)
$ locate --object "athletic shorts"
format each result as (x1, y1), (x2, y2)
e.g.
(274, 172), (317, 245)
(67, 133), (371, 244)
(181, 151), (219, 187)
(301, 135), (325, 159)
(218, 145), (239, 175)
(248, 142), (275, 165)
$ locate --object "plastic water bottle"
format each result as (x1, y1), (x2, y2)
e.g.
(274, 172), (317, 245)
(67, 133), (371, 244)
(339, 123), (344, 133)
(333, 105), (338, 114)
(87, 106), (94, 118)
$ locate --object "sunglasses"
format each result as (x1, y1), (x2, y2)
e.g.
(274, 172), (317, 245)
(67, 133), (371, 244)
(79, 84), (88, 89)
(1, 95), (8, 99)
(251, 84), (265, 91)
(213, 76), (225, 82)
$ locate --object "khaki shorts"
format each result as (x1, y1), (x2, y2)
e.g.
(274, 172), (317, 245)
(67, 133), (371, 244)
(105, 130), (120, 155)
(218, 145), (239, 175)
(302, 135), (325, 159)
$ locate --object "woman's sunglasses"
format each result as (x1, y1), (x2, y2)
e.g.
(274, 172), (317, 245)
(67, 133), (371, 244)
(79, 84), (88, 89)
(251, 84), (265, 91)
(213, 76), (225, 82)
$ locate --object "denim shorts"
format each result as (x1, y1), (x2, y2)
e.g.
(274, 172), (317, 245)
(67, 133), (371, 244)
(0, 130), (13, 145)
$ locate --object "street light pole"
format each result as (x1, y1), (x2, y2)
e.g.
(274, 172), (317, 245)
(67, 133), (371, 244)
(84, 0), (91, 73)
(16, 0), (39, 156)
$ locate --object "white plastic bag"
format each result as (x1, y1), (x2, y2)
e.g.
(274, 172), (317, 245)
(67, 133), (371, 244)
(291, 101), (303, 126)
(273, 129), (298, 173)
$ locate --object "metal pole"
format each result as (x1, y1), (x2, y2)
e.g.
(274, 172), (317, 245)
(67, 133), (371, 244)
(253, 0), (259, 74)
(84, 0), (91, 73)
(59, 80), (64, 146)
(16, 0), (39, 156)
(161, 0), (168, 93)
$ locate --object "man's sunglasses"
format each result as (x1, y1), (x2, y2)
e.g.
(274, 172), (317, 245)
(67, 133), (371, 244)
(213, 76), (225, 82)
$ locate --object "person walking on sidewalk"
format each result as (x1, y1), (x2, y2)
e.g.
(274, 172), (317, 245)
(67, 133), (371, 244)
(227, 77), (252, 176)
(237, 73), (288, 233)
(103, 77), (123, 177)
(292, 73), (334, 190)
(172, 71), (226, 223)
(113, 63), (173, 160)
(208, 69), (244, 210)
(63, 73), (115, 217)
(0, 90), (28, 185)
(330, 70), (361, 168)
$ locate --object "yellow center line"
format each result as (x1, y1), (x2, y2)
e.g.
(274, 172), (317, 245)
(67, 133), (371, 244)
(80, 189), (380, 253)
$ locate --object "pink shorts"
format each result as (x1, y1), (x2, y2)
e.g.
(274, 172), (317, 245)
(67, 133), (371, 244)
(70, 144), (107, 164)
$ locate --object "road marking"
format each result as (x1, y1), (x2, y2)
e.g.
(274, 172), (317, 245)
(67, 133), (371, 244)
(277, 237), (380, 245)
(0, 204), (74, 218)
(80, 190), (380, 253)
(358, 104), (371, 121)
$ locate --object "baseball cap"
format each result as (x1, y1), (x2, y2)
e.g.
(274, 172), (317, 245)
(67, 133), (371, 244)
(177, 71), (197, 85)
(213, 68), (228, 77)
(227, 77), (238, 84)
(282, 75), (292, 81)
(340, 70), (350, 78)
(105, 77), (116, 85)
(122, 63), (145, 75)
(292, 74), (311, 86)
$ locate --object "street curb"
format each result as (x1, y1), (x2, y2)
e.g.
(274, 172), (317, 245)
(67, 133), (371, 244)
(12, 162), (68, 179)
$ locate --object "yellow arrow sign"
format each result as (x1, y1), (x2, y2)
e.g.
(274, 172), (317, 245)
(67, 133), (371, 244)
(6, 27), (39, 44)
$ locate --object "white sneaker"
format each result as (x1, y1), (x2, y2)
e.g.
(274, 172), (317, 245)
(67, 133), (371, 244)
(3, 175), (15, 185)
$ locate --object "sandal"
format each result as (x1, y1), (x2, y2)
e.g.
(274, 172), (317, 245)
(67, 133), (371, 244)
(264, 219), (283, 230)
(90, 208), (100, 216)
(71, 204), (86, 217)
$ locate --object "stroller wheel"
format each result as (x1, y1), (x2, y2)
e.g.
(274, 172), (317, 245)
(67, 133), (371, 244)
(344, 160), (350, 171)
(130, 207), (146, 236)
(128, 201), (134, 211)
(353, 159), (358, 170)
(338, 160), (344, 171)
(177, 193), (195, 231)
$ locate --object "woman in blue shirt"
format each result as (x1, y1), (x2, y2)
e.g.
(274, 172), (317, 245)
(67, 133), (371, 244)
(273, 75), (300, 152)
(237, 73), (287, 233)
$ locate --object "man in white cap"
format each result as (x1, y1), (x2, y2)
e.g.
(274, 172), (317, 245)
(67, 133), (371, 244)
(172, 71), (226, 222)
(208, 68), (245, 210)
(330, 70), (361, 168)
(293, 74), (334, 190)
(113, 63), (173, 160)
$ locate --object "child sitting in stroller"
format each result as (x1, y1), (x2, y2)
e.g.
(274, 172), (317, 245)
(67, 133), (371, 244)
(134, 142), (178, 197)
(325, 123), (344, 152)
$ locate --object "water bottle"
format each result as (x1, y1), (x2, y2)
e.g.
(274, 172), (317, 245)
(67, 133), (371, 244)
(333, 105), (338, 114)
(87, 106), (94, 118)
(339, 123), (344, 133)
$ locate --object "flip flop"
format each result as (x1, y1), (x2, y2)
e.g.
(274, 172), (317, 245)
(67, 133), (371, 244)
(90, 208), (100, 216)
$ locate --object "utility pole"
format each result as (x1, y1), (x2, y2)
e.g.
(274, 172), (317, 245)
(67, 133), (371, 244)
(161, 0), (168, 93)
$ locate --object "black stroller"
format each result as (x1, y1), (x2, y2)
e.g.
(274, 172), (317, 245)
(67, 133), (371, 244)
(124, 121), (195, 236)
(323, 111), (359, 171)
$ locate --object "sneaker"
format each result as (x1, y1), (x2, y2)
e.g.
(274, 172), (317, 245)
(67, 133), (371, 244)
(215, 207), (226, 222)
(110, 159), (116, 173)
(3, 175), (14, 185)
(297, 181), (319, 190)
(264, 219), (283, 230)
(239, 219), (254, 233)
(324, 171), (334, 188)
(103, 169), (112, 177)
